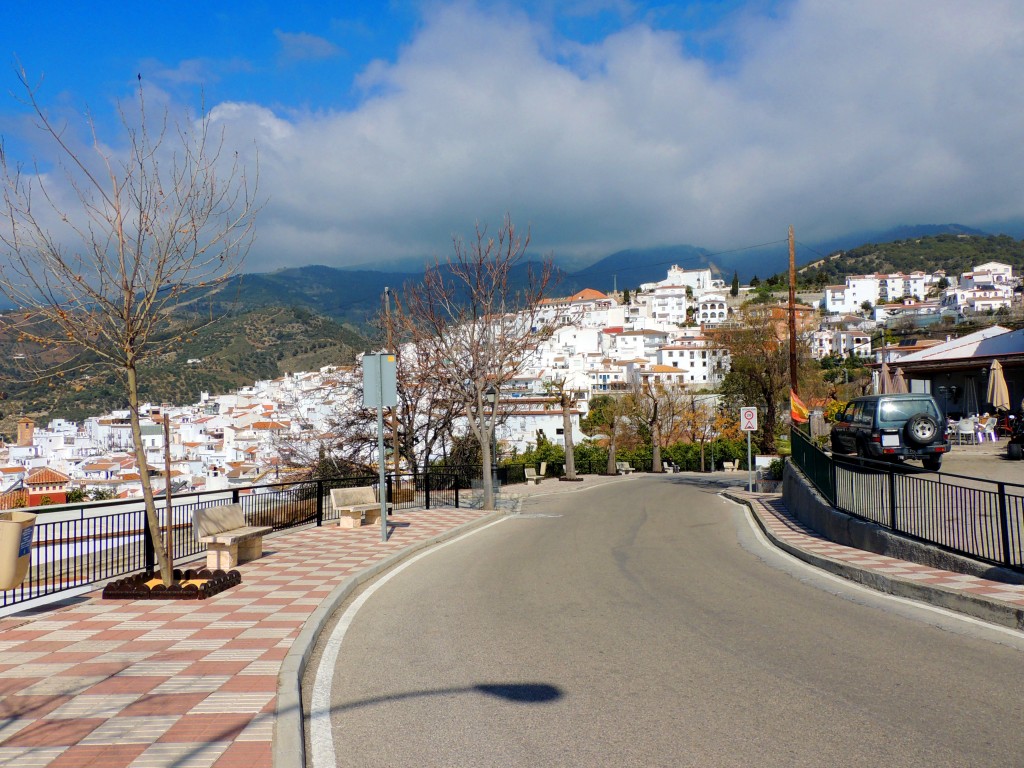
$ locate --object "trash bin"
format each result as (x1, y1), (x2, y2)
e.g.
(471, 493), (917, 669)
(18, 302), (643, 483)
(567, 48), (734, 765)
(0, 511), (35, 590)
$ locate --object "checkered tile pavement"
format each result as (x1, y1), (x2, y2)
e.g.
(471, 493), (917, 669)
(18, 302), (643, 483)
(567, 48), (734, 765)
(0, 508), (488, 768)
(734, 490), (1024, 610)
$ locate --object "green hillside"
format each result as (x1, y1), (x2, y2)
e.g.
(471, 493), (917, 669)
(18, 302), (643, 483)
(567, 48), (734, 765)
(0, 306), (370, 432)
(783, 234), (1024, 288)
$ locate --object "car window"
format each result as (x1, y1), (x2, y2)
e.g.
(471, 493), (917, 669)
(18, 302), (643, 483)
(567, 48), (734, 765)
(859, 400), (877, 426)
(851, 402), (867, 425)
(877, 398), (939, 426)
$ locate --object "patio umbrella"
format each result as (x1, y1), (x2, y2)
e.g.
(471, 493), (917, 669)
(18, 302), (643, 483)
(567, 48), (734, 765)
(892, 367), (908, 394)
(964, 377), (979, 417)
(879, 361), (890, 394)
(987, 359), (1011, 412)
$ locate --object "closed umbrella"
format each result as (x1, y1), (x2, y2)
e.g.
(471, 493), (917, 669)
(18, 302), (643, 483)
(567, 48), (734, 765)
(987, 359), (1011, 412)
(964, 377), (979, 416)
(892, 367), (908, 394)
(879, 361), (890, 394)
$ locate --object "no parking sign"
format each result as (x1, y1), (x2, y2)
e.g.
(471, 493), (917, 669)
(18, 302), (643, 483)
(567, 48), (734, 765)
(740, 407), (758, 432)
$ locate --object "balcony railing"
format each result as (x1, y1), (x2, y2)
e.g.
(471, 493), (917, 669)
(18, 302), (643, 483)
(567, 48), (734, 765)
(1, 471), (466, 611)
(790, 428), (1024, 572)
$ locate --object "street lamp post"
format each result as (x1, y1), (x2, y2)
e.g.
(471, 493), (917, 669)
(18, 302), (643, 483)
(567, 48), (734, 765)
(484, 385), (499, 492)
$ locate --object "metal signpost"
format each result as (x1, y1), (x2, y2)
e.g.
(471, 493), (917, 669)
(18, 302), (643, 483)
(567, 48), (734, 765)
(740, 406), (757, 493)
(363, 353), (397, 541)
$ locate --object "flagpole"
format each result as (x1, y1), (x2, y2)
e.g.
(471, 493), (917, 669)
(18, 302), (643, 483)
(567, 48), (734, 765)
(788, 225), (798, 397)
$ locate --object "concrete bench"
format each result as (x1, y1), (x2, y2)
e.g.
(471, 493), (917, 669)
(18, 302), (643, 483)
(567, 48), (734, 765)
(722, 460), (738, 472)
(331, 486), (390, 528)
(192, 503), (272, 570)
(524, 467), (543, 486)
(615, 461), (635, 475)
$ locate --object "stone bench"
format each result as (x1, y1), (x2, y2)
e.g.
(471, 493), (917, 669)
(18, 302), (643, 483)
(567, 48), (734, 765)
(615, 461), (635, 475)
(331, 486), (390, 528)
(524, 467), (543, 486)
(722, 460), (738, 472)
(192, 503), (272, 570)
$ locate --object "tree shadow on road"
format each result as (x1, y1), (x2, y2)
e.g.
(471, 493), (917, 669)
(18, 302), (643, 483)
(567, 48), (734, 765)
(326, 682), (564, 713)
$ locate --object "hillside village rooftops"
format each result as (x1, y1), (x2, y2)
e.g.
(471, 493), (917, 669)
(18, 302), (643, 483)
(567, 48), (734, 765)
(540, 288), (609, 304)
(886, 326), (1024, 365)
(26, 467), (70, 485)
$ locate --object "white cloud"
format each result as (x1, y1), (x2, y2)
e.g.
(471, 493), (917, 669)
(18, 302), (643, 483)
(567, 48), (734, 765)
(207, 1), (1024, 272)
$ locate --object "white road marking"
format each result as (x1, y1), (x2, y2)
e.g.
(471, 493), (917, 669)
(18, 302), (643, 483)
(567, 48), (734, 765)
(309, 517), (509, 768)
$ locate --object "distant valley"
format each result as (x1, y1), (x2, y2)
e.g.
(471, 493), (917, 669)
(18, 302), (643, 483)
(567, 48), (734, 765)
(2, 223), (1023, 432)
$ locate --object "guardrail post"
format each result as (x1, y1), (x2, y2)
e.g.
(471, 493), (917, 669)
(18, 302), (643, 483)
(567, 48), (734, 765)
(386, 474), (393, 508)
(997, 482), (1012, 566)
(887, 469), (898, 530)
(828, 451), (837, 506)
(425, 472), (431, 510)
(316, 479), (324, 527)
(455, 474), (460, 509)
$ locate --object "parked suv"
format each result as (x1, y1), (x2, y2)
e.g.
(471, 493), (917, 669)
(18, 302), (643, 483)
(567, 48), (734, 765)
(830, 394), (950, 470)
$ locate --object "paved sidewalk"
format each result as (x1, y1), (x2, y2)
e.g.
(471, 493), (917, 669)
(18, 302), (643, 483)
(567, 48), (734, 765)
(3, 475), (1022, 768)
(729, 489), (1024, 630)
(0, 507), (490, 768)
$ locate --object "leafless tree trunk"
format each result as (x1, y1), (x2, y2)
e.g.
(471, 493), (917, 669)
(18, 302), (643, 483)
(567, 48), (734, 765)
(678, 392), (719, 472)
(0, 72), (259, 585)
(630, 376), (664, 472)
(543, 374), (584, 480)
(400, 215), (553, 509)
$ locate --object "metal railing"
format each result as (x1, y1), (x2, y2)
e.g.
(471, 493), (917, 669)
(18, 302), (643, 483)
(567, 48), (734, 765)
(2, 471), (465, 610)
(790, 428), (1024, 572)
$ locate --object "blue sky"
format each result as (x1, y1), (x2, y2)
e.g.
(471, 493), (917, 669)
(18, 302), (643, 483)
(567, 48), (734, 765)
(1, 1), (1022, 273)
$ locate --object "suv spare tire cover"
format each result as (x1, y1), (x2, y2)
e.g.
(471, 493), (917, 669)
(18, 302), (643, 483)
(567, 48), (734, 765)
(904, 412), (938, 446)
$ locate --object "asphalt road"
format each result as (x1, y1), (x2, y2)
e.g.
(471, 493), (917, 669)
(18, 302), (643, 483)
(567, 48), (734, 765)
(305, 475), (1024, 768)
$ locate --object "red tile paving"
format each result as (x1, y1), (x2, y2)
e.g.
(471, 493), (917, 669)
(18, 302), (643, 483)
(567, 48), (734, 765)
(48, 743), (148, 768)
(0, 507), (487, 767)
(3, 481), (1020, 768)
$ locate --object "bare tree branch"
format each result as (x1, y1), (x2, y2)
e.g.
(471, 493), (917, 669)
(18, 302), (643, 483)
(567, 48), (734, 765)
(0, 72), (260, 585)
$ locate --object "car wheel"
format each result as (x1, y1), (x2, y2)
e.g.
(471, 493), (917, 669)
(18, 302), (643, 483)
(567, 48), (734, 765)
(923, 456), (942, 471)
(904, 413), (938, 447)
(1009, 443), (1023, 460)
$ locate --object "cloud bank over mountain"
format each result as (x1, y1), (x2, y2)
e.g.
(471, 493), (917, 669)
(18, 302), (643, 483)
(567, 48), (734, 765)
(22, 2), (1024, 272)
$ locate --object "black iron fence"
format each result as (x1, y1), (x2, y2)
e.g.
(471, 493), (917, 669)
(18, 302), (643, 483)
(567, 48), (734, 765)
(790, 428), (1024, 572)
(2, 471), (465, 611)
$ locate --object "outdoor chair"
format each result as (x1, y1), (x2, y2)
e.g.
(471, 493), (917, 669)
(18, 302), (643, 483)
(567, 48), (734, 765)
(981, 416), (998, 442)
(955, 418), (977, 445)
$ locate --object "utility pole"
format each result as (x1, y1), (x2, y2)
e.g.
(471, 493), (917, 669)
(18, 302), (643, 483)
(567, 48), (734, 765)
(788, 225), (799, 396)
(384, 288), (400, 482)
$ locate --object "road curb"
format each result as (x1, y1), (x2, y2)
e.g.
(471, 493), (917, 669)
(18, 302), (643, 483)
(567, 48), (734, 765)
(273, 510), (506, 768)
(724, 491), (1024, 633)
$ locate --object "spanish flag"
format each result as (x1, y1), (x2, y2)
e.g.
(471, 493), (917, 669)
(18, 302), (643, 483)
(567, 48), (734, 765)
(790, 390), (809, 423)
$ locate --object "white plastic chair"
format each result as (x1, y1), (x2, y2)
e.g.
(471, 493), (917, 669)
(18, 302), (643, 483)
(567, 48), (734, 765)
(981, 417), (998, 442)
(956, 418), (977, 445)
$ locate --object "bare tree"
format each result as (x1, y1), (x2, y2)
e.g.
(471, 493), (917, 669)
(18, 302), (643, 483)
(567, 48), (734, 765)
(541, 373), (588, 480)
(400, 215), (553, 509)
(0, 73), (259, 585)
(629, 374), (664, 472)
(677, 392), (719, 471)
(583, 393), (634, 475)
(373, 298), (464, 479)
